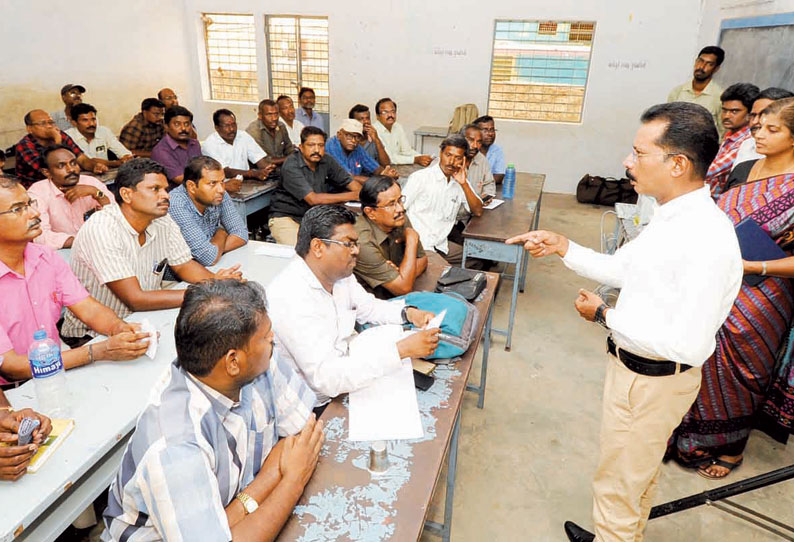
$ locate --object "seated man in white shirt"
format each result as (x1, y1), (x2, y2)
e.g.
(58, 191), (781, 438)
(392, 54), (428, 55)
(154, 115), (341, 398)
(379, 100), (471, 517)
(403, 134), (484, 265)
(202, 109), (275, 192)
(66, 103), (133, 168)
(276, 95), (305, 146)
(373, 98), (432, 166)
(266, 204), (439, 413)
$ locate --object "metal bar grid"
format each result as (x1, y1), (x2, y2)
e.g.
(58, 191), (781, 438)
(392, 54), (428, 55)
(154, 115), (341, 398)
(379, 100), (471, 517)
(203, 13), (258, 103)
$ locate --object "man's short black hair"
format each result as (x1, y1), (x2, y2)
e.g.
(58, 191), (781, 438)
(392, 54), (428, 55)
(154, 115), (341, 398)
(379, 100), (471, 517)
(359, 176), (397, 209)
(349, 104), (370, 118)
(41, 144), (76, 169)
(473, 115), (495, 126)
(175, 280), (268, 377)
(720, 83), (760, 111)
(165, 105), (193, 125)
(183, 156), (223, 187)
(23, 111), (35, 126)
(113, 158), (166, 204)
(698, 46), (725, 67)
(141, 98), (165, 112)
(276, 95), (292, 104)
(298, 87), (315, 99)
(70, 103), (97, 122)
(258, 98), (277, 110)
(375, 98), (395, 115)
(640, 102), (719, 180)
(757, 87), (794, 102)
(295, 205), (356, 257)
(212, 108), (235, 126)
(300, 125), (327, 144)
(440, 133), (469, 154)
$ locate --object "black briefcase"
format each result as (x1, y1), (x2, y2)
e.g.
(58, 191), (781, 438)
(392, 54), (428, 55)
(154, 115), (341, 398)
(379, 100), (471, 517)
(435, 267), (486, 301)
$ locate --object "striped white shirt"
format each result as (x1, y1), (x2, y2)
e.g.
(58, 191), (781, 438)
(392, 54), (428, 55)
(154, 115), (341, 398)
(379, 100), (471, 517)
(62, 204), (192, 337)
(102, 357), (316, 541)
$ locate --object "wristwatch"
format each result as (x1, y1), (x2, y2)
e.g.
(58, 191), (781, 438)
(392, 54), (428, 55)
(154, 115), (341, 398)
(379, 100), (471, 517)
(594, 303), (609, 329)
(401, 305), (417, 325)
(236, 492), (258, 515)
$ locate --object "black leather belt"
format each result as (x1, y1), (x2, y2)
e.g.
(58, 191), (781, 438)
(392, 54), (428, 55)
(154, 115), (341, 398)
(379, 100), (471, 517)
(607, 336), (691, 376)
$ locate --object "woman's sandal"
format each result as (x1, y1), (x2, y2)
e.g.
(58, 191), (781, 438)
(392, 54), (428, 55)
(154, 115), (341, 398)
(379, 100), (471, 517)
(697, 457), (744, 480)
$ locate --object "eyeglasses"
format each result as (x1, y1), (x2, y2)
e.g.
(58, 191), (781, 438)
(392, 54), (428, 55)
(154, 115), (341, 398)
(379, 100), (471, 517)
(374, 195), (406, 210)
(30, 120), (56, 127)
(0, 199), (38, 217)
(627, 150), (683, 164)
(319, 238), (359, 251)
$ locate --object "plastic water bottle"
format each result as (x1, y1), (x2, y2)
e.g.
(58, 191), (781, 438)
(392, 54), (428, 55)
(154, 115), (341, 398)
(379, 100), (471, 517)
(502, 164), (516, 199)
(28, 330), (70, 417)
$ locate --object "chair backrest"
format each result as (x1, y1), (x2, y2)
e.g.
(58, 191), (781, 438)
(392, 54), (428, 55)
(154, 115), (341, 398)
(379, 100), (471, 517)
(448, 104), (479, 135)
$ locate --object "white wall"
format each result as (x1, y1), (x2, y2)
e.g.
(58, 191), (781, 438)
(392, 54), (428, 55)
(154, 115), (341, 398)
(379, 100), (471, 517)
(182, 0), (705, 193)
(698, 0), (794, 45)
(0, 0), (192, 150)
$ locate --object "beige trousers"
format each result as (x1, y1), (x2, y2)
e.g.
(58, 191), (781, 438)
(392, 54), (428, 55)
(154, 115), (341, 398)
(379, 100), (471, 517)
(592, 354), (701, 542)
(268, 216), (300, 247)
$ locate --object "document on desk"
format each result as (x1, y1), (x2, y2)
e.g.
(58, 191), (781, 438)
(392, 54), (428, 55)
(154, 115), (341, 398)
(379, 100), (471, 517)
(484, 198), (504, 210)
(348, 326), (424, 441)
(254, 244), (296, 258)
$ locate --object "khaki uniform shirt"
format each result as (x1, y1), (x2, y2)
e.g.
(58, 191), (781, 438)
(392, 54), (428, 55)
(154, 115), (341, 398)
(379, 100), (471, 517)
(667, 79), (724, 138)
(245, 119), (295, 159)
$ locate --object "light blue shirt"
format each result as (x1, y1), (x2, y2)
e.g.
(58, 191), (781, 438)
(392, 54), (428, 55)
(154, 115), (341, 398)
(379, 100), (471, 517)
(485, 143), (506, 175)
(295, 107), (325, 131)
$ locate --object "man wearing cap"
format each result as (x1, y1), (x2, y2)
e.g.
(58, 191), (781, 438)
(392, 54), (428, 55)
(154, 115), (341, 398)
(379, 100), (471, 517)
(325, 119), (399, 183)
(52, 84), (85, 132)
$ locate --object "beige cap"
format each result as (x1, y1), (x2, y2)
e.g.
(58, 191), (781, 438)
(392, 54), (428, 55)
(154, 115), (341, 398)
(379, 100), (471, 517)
(339, 118), (363, 135)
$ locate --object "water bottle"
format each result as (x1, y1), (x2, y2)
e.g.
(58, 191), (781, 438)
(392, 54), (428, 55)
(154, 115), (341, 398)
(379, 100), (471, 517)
(28, 330), (70, 418)
(502, 164), (516, 199)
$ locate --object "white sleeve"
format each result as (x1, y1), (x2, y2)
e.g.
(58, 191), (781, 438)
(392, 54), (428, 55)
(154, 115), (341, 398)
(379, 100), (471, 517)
(347, 276), (404, 325)
(562, 240), (635, 289)
(242, 131), (267, 162)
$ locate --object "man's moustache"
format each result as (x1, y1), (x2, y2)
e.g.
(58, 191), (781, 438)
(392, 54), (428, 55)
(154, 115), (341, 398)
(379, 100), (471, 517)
(625, 169), (636, 181)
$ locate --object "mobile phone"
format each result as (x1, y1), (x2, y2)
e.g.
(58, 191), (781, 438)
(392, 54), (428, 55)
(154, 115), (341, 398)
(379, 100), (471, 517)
(482, 194), (494, 205)
(413, 370), (434, 391)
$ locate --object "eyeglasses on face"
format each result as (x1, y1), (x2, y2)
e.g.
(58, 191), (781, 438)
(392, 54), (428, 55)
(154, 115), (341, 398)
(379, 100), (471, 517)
(0, 199), (38, 217)
(318, 238), (359, 251)
(374, 195), (406, 210)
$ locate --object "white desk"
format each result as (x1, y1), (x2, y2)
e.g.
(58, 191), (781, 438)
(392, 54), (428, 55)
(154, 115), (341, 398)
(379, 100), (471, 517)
(0, 242), (292, 542)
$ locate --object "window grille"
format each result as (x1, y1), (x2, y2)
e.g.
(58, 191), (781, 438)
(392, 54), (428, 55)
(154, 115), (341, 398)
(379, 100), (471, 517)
(203, 13), (258, 103)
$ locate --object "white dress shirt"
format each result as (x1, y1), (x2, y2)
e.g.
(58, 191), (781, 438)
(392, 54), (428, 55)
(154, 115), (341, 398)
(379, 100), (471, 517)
(732, 137), (763, 170)
(201, 130), (267, 170)
(266, 256), (406, 406)
(373, 120), (419, 165)
(282, 118), (305, 146)
(562, 186), (742, 367)
(66, 126), (131, 161)
(403, 164), (479, 254)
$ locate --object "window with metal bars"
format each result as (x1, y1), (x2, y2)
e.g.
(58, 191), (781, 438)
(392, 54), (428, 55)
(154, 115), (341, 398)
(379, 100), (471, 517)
(265, 16), (330, 113)
(202, 13), (259, 103)
(487, 20), (596, 124)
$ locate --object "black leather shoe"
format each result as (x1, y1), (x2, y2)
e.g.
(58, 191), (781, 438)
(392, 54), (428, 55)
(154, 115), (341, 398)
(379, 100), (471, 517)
(564, 521), (595, 542)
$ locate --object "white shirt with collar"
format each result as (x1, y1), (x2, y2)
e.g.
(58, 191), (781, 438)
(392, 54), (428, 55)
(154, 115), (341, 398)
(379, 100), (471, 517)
(282, 118), (305, 146)
(66, 125), (131, 161)
(562, 185), (742, 367)
(402, 163), (479, 254)
(266, 256), (406, 406)
(201, 130), (267, 170)
(373, 120), (419, 165)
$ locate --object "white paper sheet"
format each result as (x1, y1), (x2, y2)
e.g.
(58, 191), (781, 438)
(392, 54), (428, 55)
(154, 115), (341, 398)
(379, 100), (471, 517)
(425, 309), (446, 330)
(348, 326), (424, 441)
(484, 198), (504, 210)
(254, 244), (296, 259)
(139, 318), (158, 359)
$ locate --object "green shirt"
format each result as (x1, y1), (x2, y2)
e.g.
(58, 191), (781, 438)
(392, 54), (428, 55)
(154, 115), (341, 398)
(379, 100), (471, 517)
(667, 79), (725, 138)
(353, 213), (426, 297)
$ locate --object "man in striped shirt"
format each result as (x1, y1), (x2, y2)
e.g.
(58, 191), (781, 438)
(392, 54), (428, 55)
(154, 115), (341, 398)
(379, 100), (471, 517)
(103, 280), (323, 541)
(62, 158), (243, 340)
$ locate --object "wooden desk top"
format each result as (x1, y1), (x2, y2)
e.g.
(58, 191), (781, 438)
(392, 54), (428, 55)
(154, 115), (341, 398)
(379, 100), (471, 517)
(277, 252), (498, 541)
(463, 173), (545, 242)
(229, 179), (277, 201)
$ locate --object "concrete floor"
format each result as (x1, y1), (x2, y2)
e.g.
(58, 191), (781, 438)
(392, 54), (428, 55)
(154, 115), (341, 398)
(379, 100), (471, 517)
(422, 194), (794, 542)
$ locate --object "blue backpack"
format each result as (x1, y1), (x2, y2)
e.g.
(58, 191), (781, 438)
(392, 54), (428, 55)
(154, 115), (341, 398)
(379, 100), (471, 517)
(394, 291), (480, 361)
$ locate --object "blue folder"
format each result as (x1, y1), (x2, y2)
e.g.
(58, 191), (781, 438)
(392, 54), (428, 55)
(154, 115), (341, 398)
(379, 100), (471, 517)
(735, 217), (787, 286)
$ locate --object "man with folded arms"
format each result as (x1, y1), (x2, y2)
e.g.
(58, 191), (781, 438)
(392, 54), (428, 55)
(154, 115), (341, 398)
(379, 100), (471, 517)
(103, 279), (322, 542)
(325, 118), (399, 183)
(267, 205), (438, 412)
(61, 159), (242, 341)
(28, 145), (114, 249)
(202, 109), (275, 187)
(66, 103), (133, 168)
(0, 176), (149, 383)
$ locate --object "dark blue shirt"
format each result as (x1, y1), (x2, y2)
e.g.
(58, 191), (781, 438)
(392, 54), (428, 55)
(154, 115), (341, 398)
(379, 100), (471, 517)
(325, 136), (380, 176)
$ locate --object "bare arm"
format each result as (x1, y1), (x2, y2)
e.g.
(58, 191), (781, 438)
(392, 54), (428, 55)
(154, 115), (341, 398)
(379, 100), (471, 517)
(457, 170), (483, 217)
(744, 256), (794, 278)
(382, 229), (426, 296)
(106, 276), (186, 312)
(493, 173), (505, 184)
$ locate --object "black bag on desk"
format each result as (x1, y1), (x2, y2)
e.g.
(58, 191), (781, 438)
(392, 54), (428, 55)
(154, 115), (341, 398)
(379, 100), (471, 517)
(434, 266), (486, 301)
(576, 174), (638, 206)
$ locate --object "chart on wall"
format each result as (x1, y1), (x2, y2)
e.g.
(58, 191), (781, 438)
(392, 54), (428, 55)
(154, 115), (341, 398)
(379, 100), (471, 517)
(716, 13), (794, 90)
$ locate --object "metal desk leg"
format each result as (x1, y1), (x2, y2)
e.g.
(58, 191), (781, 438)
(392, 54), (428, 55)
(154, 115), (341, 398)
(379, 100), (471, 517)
(505, 245), (523, 351)
(466, 301), (493, 408)
(518, 248), (529, 293)
(424, 409), (462, 542)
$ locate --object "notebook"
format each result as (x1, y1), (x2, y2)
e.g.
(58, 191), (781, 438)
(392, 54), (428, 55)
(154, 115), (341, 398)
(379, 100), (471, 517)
(734, 217), (787, 287)
(28, 418), (75, 473)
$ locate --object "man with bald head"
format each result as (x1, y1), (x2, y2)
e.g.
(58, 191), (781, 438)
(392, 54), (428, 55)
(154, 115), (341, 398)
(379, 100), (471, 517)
(157, 88), (179, 109)
(14, 110), (106, 188)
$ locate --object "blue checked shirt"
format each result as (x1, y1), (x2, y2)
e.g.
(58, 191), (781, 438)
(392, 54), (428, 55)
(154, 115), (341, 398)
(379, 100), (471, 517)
(168, 184), (249, 266)
(325, 136), (380, 176)
(102, 357), (316, 542)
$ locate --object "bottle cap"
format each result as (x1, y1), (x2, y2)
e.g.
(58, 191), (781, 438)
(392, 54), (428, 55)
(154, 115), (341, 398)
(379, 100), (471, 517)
(507, 163), (515, 168)
(33, 330), (47, 341)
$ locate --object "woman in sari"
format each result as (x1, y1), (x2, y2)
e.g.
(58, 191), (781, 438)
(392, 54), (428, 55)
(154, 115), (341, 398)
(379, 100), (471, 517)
(668, 97), (794, 478)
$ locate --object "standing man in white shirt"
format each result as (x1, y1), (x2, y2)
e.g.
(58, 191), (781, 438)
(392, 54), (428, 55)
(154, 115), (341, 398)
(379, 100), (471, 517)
(66, 103), (133, 168)
(266, 205), (439, 413)
(508, 102), (743, 542)
(202, 109), (275, 189)
(373, 98), (432, 166)
(403, 134), (483, 265)
(276, 95), (306, 146)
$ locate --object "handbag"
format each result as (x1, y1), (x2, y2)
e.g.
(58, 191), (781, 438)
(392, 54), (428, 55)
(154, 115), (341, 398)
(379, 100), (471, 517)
(434, 266), (487, 301)
(576, 174), (638, 206)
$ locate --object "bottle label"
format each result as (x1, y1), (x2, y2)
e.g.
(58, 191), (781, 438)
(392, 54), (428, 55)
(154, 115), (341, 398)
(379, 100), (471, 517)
(30, 352), (64, 378)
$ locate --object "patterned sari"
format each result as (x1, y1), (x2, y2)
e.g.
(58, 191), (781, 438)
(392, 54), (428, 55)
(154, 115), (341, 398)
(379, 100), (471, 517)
(668, 172), (794, 465)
